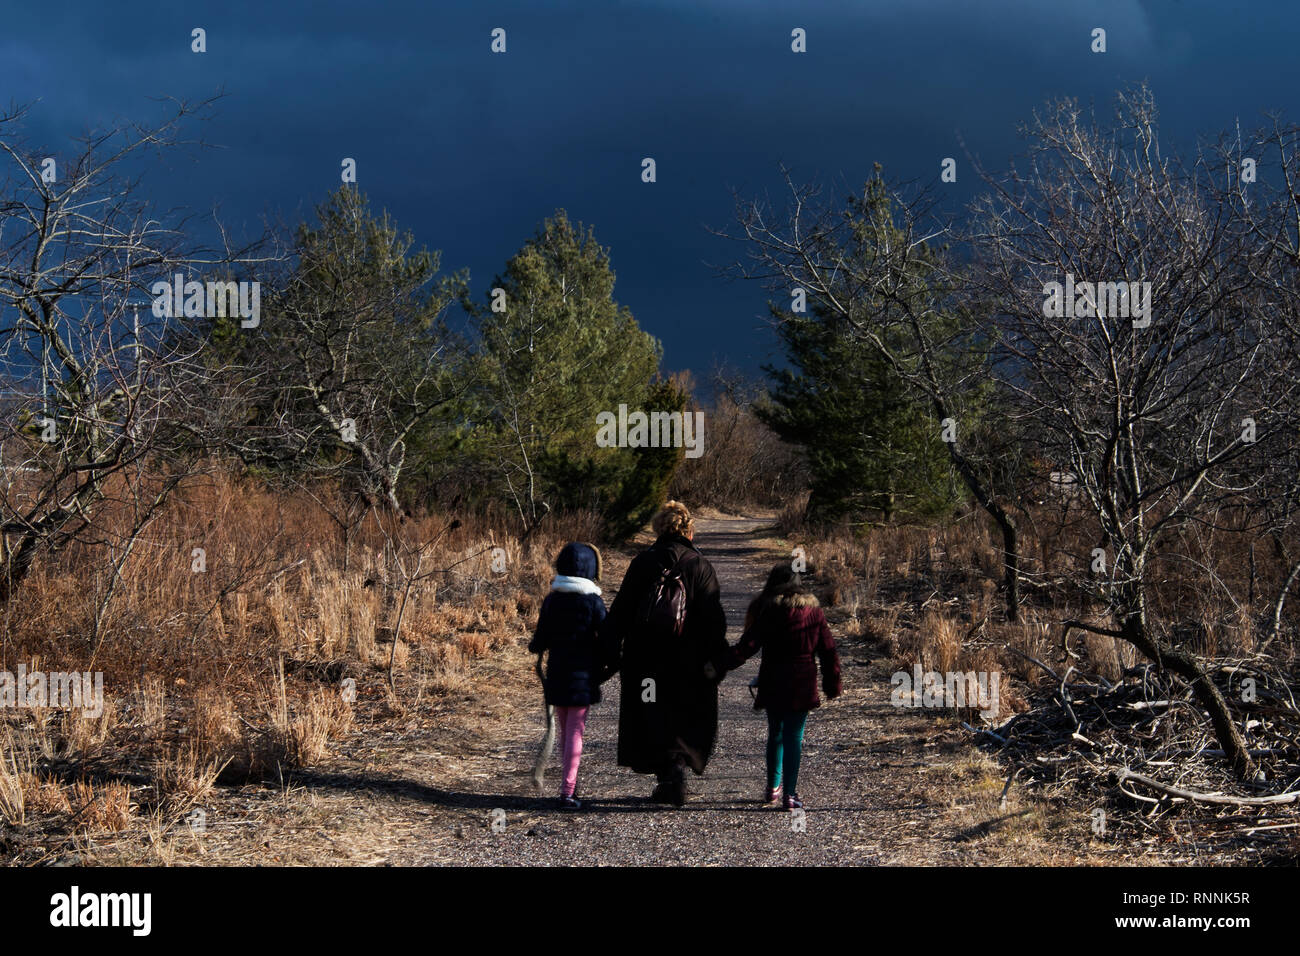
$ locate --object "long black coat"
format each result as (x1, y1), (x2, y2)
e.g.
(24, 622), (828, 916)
(602, 534), (729, 774)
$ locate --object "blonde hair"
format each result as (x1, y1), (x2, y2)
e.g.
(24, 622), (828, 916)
(652, 500), (694, 538)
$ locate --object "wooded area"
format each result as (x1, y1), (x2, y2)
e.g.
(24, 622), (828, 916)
(1, 84), (1297, 863)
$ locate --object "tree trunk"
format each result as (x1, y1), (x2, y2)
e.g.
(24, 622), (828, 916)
(1121, 614), (1256, 779)
(1265, 555), (1300, 650)
(0, 532), (40, 605)
(997, 514), (1021, 623)
(941, 434), (1021, 622)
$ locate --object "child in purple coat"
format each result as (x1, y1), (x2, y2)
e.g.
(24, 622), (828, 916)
(728, 565), (842, 810)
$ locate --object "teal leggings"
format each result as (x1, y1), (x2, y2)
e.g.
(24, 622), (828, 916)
(765, 709), (809, 794)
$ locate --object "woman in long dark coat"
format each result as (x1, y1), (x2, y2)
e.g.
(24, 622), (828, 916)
(601, 501), (728, 806)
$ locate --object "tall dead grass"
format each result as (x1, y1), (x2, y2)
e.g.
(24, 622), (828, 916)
(0, 468), (596, 846)
(790, 501), (1297, 722)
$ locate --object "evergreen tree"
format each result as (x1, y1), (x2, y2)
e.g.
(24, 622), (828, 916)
(760, 175), (967, 525)
(760, 305), (955, 524)
(471, 211), (667, 534)
(201, 187), (470, 513)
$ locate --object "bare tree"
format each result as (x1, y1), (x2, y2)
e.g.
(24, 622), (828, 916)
(0, 98), (265, 609)
(1221, 117), (1300, 651)
(969, 87), (1288, 777)
(667, 369), (805, 510)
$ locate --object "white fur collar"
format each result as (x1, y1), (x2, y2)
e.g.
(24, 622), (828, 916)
(551, 574), (602, 596)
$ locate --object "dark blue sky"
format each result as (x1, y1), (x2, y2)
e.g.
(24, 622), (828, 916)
(4, 1), (1298, 380)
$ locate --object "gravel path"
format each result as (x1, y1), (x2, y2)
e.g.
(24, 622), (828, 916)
(403, 516), (930, 865)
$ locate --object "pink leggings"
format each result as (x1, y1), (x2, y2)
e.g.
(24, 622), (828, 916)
(554, 705), (589, 798)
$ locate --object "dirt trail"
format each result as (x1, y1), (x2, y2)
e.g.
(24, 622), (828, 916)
(369, 516), (1029, 865)
(154, 515), (1105, 866)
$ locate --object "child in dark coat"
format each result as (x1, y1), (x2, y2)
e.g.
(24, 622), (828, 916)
(727, 565), (842, 810)
(528, 542), (606, 809)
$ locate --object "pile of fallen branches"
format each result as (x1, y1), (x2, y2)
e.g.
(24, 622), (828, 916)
(966, 648), (1300, 852)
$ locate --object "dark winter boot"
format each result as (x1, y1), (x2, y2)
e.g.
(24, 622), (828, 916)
(649, 783), (675, 804)
(668, 755), (688, 806)
(650, 763), (675, 803)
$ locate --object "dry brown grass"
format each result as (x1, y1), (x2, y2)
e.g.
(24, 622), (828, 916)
(23, 773), (73, 815)
(269, 683), (355, 768)
(799, 499), (1300, 682)
(786, 501), (1299, 861)
(790, 501), (1300, 738)
(155, 743), (224, 805)
(0, 469), (597, 854)
(9, 472), (573, 685)
(0, 742), (26, 826)
(69, 779), (133, 833)
(190, 685), (242, 765)
(139, 674), (167, 740)
(59, 699), (116, 760)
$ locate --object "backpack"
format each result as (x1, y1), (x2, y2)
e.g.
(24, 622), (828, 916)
(638, 550), (688, 638)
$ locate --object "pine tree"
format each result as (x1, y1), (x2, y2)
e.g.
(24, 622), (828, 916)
(760, 305), (954, 524)
(202, 187), (470, 513)
(759, 174), (967, 525)
(471, 211), (666, 533)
